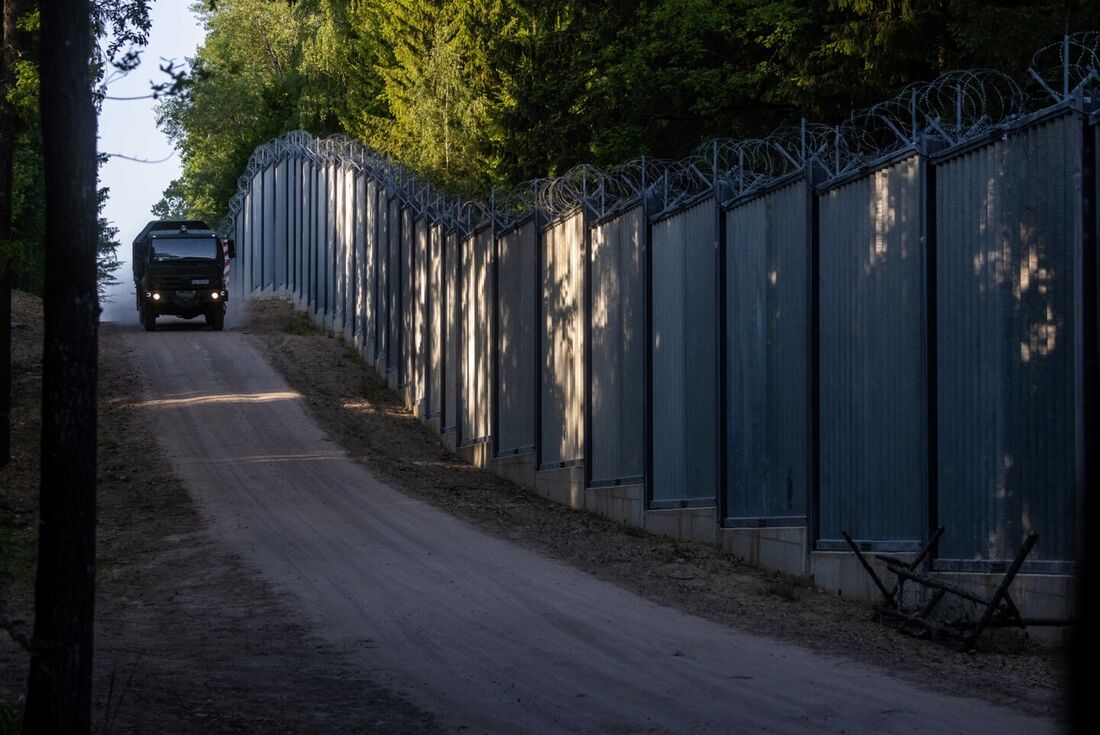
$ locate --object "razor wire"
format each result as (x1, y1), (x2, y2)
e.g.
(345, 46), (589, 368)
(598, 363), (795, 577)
(219, 32), (1098, 236)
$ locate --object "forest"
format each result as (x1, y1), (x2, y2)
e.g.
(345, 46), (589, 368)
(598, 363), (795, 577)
(156, 0), (1099, 228)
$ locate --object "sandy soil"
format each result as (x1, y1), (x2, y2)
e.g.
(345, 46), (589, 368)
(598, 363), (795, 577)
(245, 298), (1070, 724)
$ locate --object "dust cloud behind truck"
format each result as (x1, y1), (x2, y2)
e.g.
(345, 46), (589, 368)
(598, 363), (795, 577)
(132, 220), (236, 331)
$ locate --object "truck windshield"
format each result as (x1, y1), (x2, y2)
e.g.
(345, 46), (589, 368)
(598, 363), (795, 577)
(150, 238), (219, 262)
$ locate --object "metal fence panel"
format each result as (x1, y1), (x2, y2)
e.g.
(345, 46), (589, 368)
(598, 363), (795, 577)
(250, 171), (262, 294)
(235, 205), (246, 297)
(334, 165), (347, 331)
(301, 158), (310, 301)
(590, 207), (645, 482)
(263, 164), (275, 290)
(429, 223), (444, 418)
(386, 198), (400, 374)
(355, 175), (369, 350)
(496, 221), (537, 454)
(274, 159), (287, 290)
(651, 198), (718, 505)
(345, 170), (357, 337)
(376, 193), (389, 365)
(402, 206), (415, 387)
(315, 164), (328, 316)
(818, 155), (925, 547)
(342, 168), (353, 334)
(461, 229), (493, 443)
(325, 161), (334, 316)
(364, 180), (378, 358)
(725, 181), (809, 522)
(444, 230), (459, 431)
(935, 113), (1081, 566)
(415, 217), (429, 407)
(289, 157), (298, 295)
(540, 212), (585, 466)
(303, 163), (313, 307)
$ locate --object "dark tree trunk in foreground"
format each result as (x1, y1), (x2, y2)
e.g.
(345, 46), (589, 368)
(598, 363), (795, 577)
(23, 1), (99, 732)
(0, 0), (21, 468)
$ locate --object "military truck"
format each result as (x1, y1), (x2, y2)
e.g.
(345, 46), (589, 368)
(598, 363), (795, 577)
(132, 220), (235, 332)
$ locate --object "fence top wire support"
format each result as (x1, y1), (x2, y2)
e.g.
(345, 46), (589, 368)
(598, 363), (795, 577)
(217, 31), (1098, 237)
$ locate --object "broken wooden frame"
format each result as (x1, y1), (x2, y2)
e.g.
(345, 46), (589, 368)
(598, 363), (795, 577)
(842, 529), (1074, 649)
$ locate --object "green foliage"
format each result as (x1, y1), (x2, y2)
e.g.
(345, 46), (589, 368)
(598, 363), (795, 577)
(9, 129), (45, 294)
(150, 178), (188, 219)
(2, 2), (143, 296)
(160, 0), (1100, 212)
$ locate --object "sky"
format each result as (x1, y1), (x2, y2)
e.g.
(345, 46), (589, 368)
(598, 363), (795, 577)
(98, 1), (205, 321)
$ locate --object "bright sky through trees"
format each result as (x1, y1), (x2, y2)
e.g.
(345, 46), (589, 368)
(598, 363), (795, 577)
(97, 1), (202, 321)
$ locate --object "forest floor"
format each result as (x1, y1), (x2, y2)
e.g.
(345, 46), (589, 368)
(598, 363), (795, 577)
(0, 293), (1072, 732)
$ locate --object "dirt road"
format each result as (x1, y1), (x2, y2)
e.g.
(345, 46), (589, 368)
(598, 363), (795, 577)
(122, 315), (1057, 734)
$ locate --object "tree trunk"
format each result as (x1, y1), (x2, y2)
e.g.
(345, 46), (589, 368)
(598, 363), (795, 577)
(0, 0), (21, 468)
(22, 0), (99, 732)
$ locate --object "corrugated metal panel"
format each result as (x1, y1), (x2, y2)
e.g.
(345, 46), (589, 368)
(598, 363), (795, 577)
(326, 163), (336, 317)
(444, 230), (459, 431)
(300, 166), (308, 304)
(415, 217), (429, 407)
(331, 166), (343, 326)
(355, 175), (369, 350)
(540, 212), (585, 465)
(402, 207), (415, 387)
(725, 180), (809, 521)
(317, 164), (329, 316)
(345, 170), (357, 337)
(263, 164), (275, 289)
(387, 198), (400, 374)
(590, 206), (645, 482)
(300, 158), (309, 301)
(274, 159), (287, 289)
(429, 223), (444, 418)
(461, 229), (493, 442)
(305, 162), (314, 308)
(288, 158), (297, 294)
(496, 221), (537, 454)
(235, 207), (245, 297)
(818, 154), (925, 546)
(250, 172), (262, 294)
(294, 158), (302, 294)
(364, 180), (378, 358)
(378, 189), (391, 360)
(935, 113), (1080, 565)
(651, 198), (718, 505)
(335, 166), (348, 330)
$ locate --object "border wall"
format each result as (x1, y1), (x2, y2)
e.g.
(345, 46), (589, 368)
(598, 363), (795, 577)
(221, 36), (1100, 625)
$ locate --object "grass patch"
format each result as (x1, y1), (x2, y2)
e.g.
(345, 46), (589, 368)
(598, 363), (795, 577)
(282, 317), (318, 336)
(623, 525), (646, 538)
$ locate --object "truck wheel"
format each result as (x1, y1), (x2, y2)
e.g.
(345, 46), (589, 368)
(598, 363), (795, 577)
(210, 307), (225, 331)
(142, 305), (156, 332)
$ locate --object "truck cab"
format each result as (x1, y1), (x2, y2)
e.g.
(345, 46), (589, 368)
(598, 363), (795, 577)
(132, 220), (235, 332)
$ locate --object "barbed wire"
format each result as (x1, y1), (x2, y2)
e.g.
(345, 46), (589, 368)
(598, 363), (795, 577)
(1030, 31), (1100, 102)
(219, 31), (1098, 237)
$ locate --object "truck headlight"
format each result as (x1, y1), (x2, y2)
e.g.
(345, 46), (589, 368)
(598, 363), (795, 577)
(211, 291), (220, 300)
(152, 293), (161, 301)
